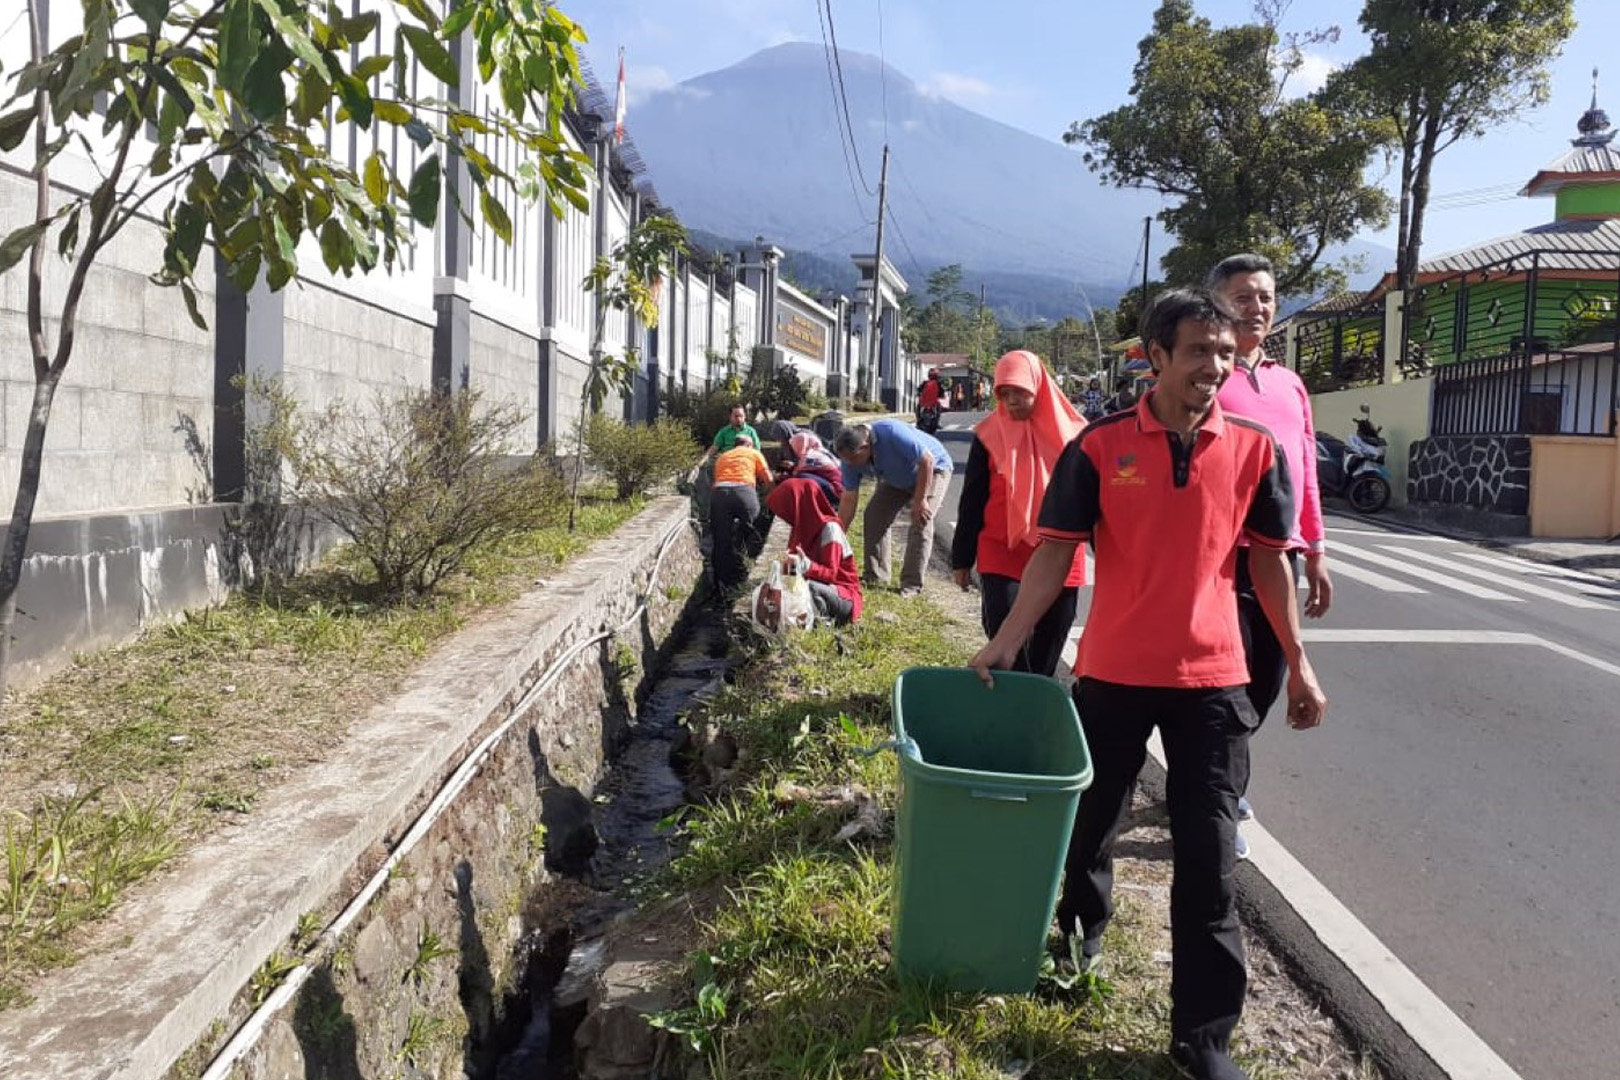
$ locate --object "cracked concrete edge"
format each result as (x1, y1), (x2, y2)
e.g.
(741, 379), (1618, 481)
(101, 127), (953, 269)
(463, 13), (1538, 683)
(0, 496), (699, 1080)
(1137, 735), (1526, 1080)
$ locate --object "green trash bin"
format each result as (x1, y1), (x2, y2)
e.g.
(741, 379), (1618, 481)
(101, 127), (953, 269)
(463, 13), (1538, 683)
(889, 666), (1092, 993)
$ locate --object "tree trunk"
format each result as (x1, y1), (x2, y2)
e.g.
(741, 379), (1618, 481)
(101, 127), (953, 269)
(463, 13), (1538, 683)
(1403, 110), (1446, 297)
(0, 373), (65, 698)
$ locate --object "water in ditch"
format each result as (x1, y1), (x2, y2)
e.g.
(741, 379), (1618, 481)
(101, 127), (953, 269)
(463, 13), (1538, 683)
(482, 609), (733, 1080)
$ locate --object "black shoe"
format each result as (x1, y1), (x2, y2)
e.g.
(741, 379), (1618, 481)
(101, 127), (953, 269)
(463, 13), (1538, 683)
(1169, 1042), (1249, 1080)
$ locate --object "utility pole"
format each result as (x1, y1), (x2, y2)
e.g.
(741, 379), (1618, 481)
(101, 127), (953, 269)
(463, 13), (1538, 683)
(863, 144), (891, 403)
(977, 283), (987, 367)
(1141, 216), (1151, 301)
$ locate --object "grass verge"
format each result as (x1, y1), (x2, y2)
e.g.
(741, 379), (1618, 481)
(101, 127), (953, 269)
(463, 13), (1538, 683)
(0, 490), (646, 1011)
(646, 543), (1379, 1079)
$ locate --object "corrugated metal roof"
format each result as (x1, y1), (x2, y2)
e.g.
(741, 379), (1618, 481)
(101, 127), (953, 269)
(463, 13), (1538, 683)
(1416, 218), (1620, 275)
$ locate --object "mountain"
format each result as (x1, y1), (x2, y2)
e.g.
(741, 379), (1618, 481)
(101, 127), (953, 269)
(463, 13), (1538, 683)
(628, 43), (1151, 310)
(630, 43), (1391, 319)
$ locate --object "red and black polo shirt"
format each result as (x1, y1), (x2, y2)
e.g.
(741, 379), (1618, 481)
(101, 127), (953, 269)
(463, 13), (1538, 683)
(1036, 393), (1294, 688)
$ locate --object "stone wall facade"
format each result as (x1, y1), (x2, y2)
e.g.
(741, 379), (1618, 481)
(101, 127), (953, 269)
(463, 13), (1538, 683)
(1407, 435), (1532, 515)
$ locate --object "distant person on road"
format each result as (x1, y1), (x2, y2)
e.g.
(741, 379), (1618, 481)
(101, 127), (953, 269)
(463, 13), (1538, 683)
(1106, 375), (1138, 414)
(833, 420), (953, 597)
(702, 404), (760, 466)
(1081, 377), (1107, 421)
(970, 289), (1326, 1080)
(708, 434), (773, 596)
(951, 350), (1087, 676)
(1209, 253), (1333, 859)
(767, 478), (863, 625)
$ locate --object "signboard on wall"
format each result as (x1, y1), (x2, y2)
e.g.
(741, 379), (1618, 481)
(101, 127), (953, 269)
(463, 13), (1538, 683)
(775, 296), (828, 363)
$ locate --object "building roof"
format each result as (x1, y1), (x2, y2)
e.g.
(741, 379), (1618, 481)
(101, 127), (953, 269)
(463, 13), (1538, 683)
(1522, 68), (1620, 197)
(1415, 217), (1620, 276)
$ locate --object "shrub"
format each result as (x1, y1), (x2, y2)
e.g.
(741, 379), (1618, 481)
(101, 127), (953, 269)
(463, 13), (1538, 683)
(584, 416), (698, 500)
(664, 384), (737, 448)
(283, 388), (566, 597)
(742, 362), (809, 422)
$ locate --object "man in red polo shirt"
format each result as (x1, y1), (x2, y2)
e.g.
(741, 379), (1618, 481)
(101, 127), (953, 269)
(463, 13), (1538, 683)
(970, 289), (1327, 1080)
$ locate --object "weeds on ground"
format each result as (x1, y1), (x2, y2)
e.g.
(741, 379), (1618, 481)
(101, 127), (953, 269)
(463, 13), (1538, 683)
(0, 490), (644, 1010)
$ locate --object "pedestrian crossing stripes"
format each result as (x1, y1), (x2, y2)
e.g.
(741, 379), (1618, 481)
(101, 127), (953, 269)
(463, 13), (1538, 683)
(1330, 538), (1620, 607)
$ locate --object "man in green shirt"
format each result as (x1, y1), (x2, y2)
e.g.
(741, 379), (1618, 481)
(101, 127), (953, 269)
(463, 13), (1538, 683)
(704, 404), (760, 463)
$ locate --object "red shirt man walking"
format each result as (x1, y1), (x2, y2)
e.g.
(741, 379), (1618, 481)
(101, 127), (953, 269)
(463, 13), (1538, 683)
(971, 289), (1327, 1080)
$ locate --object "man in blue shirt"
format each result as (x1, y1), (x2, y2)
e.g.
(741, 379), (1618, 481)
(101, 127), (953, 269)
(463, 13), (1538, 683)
(833, 420), (953, 596)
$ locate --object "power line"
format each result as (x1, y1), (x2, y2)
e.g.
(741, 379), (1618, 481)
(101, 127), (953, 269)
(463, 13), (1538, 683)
(814, 0), (872, 216)
(884, 204), (928, 281)
(894, 158), (939, 228)
(822, 0), (876, 195)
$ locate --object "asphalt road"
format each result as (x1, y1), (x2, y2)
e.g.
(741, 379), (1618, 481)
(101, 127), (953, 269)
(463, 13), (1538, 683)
(925, 409), (1618, 1080)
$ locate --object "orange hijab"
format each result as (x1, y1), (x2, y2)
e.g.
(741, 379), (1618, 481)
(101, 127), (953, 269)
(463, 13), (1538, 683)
(974, 350), (1085, 547)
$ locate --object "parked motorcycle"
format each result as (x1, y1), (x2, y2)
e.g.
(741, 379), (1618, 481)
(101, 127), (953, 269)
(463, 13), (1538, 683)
(1316, 404), (1393, 514)
(917, 403), (941, 435)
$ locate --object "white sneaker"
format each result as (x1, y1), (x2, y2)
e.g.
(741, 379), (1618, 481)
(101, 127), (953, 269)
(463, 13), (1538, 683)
(1236, 796), (1255, 823)
(1234, 828), (1251, 861)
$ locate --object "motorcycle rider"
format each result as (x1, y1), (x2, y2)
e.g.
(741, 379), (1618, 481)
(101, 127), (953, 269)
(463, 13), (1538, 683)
(1209, 253), (1332, 859)
(917, 368), (944, 431)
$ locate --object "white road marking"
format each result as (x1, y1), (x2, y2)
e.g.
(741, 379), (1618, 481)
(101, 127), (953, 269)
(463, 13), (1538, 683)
(1380, 546), (1610, 609)
(1299, 628), (1537, 644)
(1454, 549), (1620, 591)
(1536, 638), (1620, 680)
(1323, 558), (1429, 594)
(1329, 527), (1457, 541)
(1333, 545), (1524, 601)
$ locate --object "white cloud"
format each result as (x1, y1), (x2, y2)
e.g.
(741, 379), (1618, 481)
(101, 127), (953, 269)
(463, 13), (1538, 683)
(625, 64), (677, 106)
(1279, 50), (1337, 97)
(763, 28), (803, 48)
(918, 71), (996, 102)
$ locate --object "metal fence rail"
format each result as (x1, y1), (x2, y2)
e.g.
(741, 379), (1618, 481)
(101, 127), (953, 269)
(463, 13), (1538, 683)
(1430, 348), (1619, 437)
(1292, 294), (1388, 393)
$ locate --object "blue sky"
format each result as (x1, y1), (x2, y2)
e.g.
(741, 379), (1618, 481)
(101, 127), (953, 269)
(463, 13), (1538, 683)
(564, 0), (1618, 262)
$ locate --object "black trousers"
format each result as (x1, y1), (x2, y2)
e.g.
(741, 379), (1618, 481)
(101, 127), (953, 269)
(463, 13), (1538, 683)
(980, 573), (1079, 678)
(709, 485), (759, 594)
(1056, 678), (1258, 1051)
(1232, 548), (1300, 725)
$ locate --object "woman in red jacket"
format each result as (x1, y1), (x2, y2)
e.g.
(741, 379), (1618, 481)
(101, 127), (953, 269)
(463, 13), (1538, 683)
(950, 350), (1086, 675)
(766, 478), (863, 625)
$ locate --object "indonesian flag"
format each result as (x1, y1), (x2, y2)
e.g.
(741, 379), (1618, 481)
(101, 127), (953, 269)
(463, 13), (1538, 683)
(613, 48), (626, 143)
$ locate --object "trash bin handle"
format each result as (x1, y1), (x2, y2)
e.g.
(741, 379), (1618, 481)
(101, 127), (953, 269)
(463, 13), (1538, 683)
(970, 789), (1028, 803)
(858, 737), (919, 760)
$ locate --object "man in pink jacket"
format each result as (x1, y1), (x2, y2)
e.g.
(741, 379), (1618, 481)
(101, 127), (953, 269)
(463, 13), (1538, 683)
(1210, 254), (1333, 858)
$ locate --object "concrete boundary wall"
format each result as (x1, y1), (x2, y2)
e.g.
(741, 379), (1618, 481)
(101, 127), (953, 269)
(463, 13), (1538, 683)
(0, 496), (703, 1080)
(1310, 377), (1433, 508)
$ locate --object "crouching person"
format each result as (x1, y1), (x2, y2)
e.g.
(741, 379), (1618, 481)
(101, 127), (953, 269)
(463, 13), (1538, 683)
(767, 478), (862, 625)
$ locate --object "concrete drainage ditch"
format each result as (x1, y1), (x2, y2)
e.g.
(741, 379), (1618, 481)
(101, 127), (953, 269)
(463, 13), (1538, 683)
(477, 612), (734, 1080)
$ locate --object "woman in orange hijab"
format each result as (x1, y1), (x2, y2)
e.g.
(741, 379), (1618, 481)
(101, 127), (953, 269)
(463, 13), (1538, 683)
(949, 350), (1087, 675)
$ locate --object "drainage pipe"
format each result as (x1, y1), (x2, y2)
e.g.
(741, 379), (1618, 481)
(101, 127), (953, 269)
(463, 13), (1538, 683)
(199, 515), (699, 1080)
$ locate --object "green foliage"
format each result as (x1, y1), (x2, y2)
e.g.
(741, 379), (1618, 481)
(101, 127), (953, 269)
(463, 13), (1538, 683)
(1328, 0), (1575, 290)
(0, 0), (590, 296)
(1066, 0), (1391, 296)
(407, 928), (456, 984)
(278, 387), (568, 597)
(582, 416), (697, 500)
(662, 384), (737, 448)
(900, 263), (1002, 362)
(581, 215), (690, 412)
(741, 362), (810, 423)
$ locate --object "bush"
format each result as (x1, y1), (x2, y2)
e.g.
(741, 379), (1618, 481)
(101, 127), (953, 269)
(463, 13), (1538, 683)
(584, 415), (699, 500)
(664, 383), (737, 448)
(283, 388), (566, 597)
(742, 362), (809, 422)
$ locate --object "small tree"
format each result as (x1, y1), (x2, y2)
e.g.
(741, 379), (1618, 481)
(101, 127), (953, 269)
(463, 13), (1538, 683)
(0, 0), (597, 694)
(569, 214), (687, 528)
(582, 415), (694, 500)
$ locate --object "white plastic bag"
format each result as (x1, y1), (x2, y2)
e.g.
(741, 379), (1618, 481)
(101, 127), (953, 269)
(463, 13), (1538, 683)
(750, 560), (816, 636)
